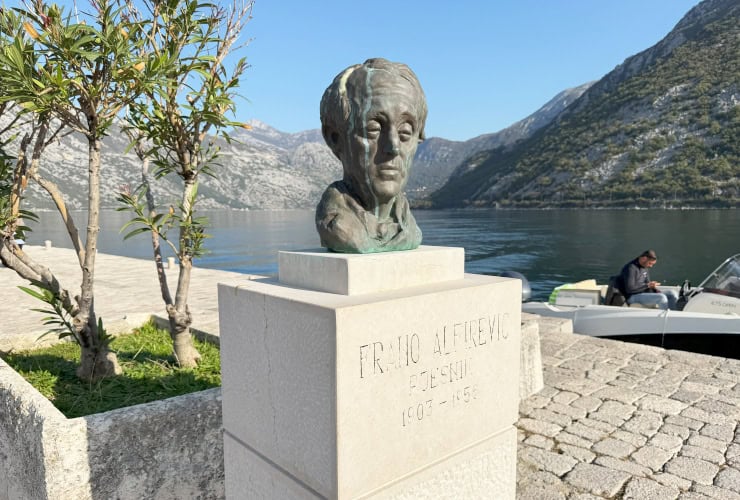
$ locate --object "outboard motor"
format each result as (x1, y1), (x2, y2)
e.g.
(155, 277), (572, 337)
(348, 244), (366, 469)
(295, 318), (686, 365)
(498, 271), (532, 302)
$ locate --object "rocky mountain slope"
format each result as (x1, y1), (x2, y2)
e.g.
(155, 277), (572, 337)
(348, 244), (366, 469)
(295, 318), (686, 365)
(430, 0), (740, 208)
(409, 82), (592, 199)
(2, 74), (587, 211)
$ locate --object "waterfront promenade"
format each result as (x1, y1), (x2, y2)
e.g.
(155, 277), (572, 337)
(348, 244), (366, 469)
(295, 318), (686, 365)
(2, 246), (740, 498)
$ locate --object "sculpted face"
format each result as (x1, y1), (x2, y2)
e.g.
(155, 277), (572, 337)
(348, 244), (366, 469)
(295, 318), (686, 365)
(316, 58), (426, 253)
(342, 71), (422, 207)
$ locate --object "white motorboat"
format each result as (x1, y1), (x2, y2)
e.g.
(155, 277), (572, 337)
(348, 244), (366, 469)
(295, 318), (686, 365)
(522, 254), (740, 357)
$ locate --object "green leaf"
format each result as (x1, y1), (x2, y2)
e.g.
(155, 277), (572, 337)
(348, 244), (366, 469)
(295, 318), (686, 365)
(123, 226), (152, 240)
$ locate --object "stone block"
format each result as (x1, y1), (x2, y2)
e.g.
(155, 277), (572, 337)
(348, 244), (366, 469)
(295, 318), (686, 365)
(0, 356), (224, 500)
(219, 262), (521, 499)
(278, 245), (464, 295)
(363, 426), (518, 499)
(520, 316), (544, 399)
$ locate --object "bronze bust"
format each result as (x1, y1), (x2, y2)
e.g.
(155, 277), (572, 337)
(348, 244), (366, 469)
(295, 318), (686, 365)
(316, 58), (426, 253)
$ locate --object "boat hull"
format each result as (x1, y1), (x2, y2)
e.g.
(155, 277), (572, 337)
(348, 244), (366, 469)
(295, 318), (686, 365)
(522, 302), (740, 337)
(606, 332), (740, 359)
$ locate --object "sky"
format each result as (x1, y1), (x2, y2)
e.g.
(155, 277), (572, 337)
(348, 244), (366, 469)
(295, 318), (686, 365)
(237, 0), (700, 141)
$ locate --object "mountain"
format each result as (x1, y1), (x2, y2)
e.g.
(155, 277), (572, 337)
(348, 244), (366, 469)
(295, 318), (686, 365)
(429, 0), (740, 208)
(2, 81), (588, 211)
(408, 82), (592, 199)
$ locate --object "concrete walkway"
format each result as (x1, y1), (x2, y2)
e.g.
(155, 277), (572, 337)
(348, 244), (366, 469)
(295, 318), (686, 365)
(3, 247), (740, 498)
(0, 245), (250, 350)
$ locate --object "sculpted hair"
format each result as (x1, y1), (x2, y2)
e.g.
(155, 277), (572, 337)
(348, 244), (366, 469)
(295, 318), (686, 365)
(320, 58), (428, 152)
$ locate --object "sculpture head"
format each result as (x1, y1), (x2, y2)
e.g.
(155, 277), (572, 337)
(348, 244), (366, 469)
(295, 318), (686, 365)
(320, 58), (427, 210)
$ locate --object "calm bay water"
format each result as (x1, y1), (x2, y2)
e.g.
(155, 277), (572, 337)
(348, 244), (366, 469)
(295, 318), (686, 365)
(26, 208), (740, 301)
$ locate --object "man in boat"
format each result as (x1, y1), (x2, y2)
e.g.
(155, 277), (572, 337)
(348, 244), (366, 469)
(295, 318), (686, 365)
(616, 249), (679, 310)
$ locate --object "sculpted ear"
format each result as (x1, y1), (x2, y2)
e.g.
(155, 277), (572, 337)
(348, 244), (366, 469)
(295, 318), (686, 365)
(322, 125), (343, 158)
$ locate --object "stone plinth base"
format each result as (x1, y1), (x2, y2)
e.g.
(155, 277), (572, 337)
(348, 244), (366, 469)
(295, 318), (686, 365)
(219, 247), (521, 499)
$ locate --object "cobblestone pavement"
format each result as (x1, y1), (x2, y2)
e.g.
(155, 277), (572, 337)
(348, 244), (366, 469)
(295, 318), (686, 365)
(517, 327), (740, 499)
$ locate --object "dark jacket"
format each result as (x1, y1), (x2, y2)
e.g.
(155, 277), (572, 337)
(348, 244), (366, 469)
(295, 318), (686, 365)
(617, 258), (651, 299)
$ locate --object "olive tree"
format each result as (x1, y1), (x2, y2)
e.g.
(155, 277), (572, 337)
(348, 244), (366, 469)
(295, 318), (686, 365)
(0, 0), (146, 380)
(118, 0), (252, 367)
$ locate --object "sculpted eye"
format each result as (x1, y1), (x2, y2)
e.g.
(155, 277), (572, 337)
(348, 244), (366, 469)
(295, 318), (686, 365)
(398, 122), (413, 142)
(365, 120), (381, 139)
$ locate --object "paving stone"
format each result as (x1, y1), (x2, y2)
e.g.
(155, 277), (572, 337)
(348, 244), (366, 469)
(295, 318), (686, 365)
(664, 456), (719, 485)
(691, 484), (740, 500)
(592, 437), (636, 459)
(524, 434), (554, 450)
(652, 472), (692, 491)
(687, 434), (728, 453)
(621, 364), (656, 378)
(529, 408), (574, 427)
(611, 375), (643, 389)
(517, 465), (562, 487)
(594, 455), (652, 477)
(546, 401), (589, 420)
(560, 358), (595, 372)
(623, 477), (680, 500)
(567, 494), (603, 500)
(670, 389), (705, 404)
(519, 417), (563, 438)
(685, 374), (735, 389)
(633, 353), (663, 364)
(586, 368), (620, 383)
(517, 483), (568, 500)
(553, 391), (580, 405)
(681, 406), (734, 425)
(521, 395), (551, 414)
(591, 385), (644, 404)
(516, 466), (572, 500)
(624, 411), (664, 437)
(681, 381), (721, 395)
(553, 378), (607, 397)
(632, 445), (676, 471)
(556, 431), (594, 450)
(579, 417), (616, 433)
(589, 400), (635, 426)
(518, 429), (527, 442)
(649, 433), (685, 453)
(564, 422), (608, 442)
(570, 395), (602, 412)
(539, 386), (561, 399)
(665, 415), (703, 431)
(613, 429), (648, 448)
(564, 462), (631, 497)
(715, 467), (740, 494)
(644, 384), (683, 397)
(558, 443), (596, 463)
(520, 447), (579, 476)
(639, 394), (689, 415)
(715, 393), (740, 409)
(677, 493), (714, 500)
(679, 445), (725, 466)
(660, 423), (692, 440)
(694, 398), (740, 418)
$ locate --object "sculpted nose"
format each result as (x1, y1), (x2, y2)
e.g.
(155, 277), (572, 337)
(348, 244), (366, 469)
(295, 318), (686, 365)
(384, 130), (400, 156)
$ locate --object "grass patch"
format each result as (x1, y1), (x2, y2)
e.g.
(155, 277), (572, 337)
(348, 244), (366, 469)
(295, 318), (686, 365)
(1, 321), (220, 418)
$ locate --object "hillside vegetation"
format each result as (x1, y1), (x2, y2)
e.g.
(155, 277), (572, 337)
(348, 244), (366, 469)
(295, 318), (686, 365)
(429, 0), (740, 209)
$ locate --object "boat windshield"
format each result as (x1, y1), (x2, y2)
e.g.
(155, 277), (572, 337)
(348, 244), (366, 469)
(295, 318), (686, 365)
(699, 253), (740, 297)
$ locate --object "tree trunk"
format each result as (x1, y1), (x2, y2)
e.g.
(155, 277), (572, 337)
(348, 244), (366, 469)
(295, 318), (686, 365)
(168, 177), (201, 367)
(167, 255), (201, 367)
(75, 135), (121, 381)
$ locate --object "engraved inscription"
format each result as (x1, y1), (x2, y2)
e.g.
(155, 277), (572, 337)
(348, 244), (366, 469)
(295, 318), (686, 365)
(358, 312), (514, 428)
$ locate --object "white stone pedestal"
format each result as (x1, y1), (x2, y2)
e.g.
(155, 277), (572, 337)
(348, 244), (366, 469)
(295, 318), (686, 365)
(218, 246), (521, 499)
